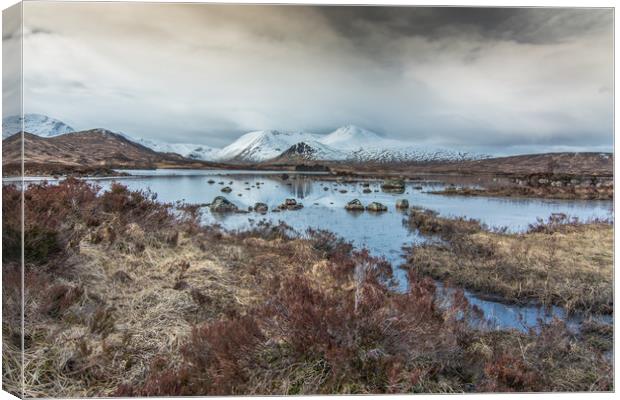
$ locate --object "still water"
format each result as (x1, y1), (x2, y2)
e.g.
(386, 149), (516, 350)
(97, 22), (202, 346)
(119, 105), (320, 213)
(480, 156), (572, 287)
(51, 170), (618, 330)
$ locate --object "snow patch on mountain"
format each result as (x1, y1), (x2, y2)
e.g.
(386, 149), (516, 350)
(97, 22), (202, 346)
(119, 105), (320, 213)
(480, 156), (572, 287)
(2, 114), (75, 139)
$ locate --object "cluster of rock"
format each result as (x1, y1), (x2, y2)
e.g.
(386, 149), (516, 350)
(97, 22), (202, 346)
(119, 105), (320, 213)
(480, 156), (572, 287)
(345, 198), (410, 212)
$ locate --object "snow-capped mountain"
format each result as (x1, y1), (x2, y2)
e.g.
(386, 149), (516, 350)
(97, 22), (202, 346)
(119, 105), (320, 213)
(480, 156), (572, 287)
(132, 137), (220, 161)
(220, 125), (483, 163)
(216, 129), (346, 162)
(2, 113), (75, 139)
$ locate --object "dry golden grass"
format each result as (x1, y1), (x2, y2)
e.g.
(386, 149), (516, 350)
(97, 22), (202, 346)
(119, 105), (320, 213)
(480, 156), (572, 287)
(407, 211), (613, 314)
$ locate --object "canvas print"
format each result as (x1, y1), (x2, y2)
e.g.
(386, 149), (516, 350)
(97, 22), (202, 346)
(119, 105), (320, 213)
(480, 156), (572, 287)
(1, 2), (614, 398)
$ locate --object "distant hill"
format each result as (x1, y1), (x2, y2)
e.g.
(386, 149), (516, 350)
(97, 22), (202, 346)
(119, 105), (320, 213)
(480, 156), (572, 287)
(2, 130), (232, 174)
(326, 152), (614, 177)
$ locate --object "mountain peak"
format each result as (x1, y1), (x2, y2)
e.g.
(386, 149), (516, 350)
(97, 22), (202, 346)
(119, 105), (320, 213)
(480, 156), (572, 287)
(2, 113), (75, 139)
(320, 125), (383, 150)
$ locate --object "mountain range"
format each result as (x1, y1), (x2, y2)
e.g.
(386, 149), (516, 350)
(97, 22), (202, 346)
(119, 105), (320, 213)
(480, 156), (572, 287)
(2, 114), (485, 164)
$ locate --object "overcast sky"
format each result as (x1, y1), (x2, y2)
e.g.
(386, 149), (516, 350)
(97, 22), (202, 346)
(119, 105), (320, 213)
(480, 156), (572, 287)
(6, 3), (614, 153)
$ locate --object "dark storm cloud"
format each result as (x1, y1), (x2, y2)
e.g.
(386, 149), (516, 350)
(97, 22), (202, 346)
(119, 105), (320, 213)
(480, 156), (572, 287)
(318, 7), (611, 44)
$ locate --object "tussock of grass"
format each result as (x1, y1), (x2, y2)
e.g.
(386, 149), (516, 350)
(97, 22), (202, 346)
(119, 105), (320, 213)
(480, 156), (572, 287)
(406, 209), (613, 314)
(2, 180), (613, 396)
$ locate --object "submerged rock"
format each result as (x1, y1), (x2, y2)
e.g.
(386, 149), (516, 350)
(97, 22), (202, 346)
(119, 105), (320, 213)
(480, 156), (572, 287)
(395, 199), (409, 209)
(210, 196), (238, 213)
(339, 189), (348, 194)
(345, 199), (365, 211)
(221, 186), (233, 193)
(362, 188), (372, 194)
(254, 202), (269, 213)
(323, 187), (329, 191)
(207, 179), (215, 184)
(366, 202), (387, 212)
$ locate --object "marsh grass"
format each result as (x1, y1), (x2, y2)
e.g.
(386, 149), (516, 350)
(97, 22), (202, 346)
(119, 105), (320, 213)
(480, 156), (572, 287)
(1, 180), (613, 396)
(405, 209), (613, 314)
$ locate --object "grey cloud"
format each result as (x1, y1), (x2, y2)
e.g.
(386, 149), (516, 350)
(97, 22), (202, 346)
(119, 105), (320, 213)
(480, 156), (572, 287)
(16, 3), (614, 154)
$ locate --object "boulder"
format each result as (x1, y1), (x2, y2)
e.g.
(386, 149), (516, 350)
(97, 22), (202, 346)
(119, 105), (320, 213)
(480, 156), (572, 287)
(221, 186), (232, 193)
(362, 182), (370, 187)
(366, 202), (387, 212)
(362, 188), (372, 194)
(210, 196), (238, 213)
(279, 198), (304, 210)
(339, 189), (348, 193)
(254, 202), (269, 213)
(323, 187), (329, 191)
(345, 199), (365, 211)
(395, 199), (409, 209)
(207, 179), (215, 184)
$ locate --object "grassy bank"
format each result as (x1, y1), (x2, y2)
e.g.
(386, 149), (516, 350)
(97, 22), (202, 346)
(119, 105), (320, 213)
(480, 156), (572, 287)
(405, 209), (613, 314)
(430, 184), (612, 200)
(2, 180), (613, 396)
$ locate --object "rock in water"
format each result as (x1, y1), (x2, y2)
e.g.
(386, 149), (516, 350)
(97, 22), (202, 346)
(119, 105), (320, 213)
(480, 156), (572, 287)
(345, 199), (365, 211)
(395, 199), (409, 209)
(279, 198), (303, 210)
(210, 196), (238, 213)
(362, 188), (372, 194)
(221, 186), (232, 193)
(254, 202), (269, 213)
(381, 178), (405, 192)
(207, 179), (215, 184)
(366, 202), (387, 212)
